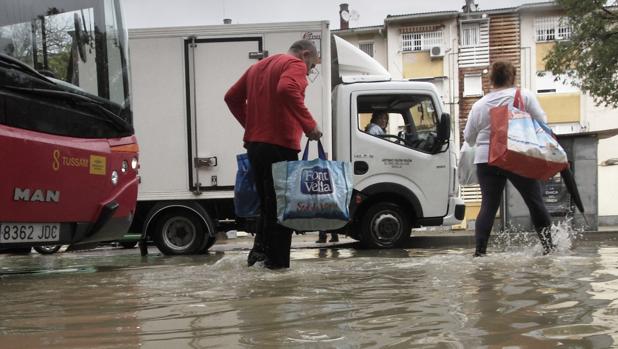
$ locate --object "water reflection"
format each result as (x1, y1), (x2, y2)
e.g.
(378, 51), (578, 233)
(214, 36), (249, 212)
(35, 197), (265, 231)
(1, 239), (618, 348)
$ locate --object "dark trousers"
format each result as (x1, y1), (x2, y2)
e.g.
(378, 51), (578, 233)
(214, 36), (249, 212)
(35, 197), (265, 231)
(475, 163), (551, 251)
(246, 142), (298, 268)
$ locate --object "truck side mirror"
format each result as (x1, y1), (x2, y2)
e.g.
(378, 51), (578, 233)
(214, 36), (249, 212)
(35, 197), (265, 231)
(434, 112), (451, 153)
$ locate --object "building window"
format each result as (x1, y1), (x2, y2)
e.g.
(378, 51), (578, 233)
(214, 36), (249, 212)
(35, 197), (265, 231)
(536, 71), (579, 94)
(461, 23), (480, 47)
(535, 16), (571, 42)
(359, 41), (374, 57)
(463, 73), (483, 97)
(401, 30), (443, 52)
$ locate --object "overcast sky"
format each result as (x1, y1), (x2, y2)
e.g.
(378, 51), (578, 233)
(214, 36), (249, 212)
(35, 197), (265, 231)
(121, 0), (549, 29)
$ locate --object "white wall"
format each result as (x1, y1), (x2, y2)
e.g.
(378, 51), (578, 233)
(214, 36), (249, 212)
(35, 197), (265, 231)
(598, 136), (618, 218)
(519, 13), (536, 91)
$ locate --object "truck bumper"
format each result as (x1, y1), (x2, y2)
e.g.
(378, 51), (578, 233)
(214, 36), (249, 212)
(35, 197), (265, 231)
(442, 196), (466, 226)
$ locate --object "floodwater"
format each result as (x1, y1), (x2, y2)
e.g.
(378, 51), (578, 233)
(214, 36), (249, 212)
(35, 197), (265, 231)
(2, 228), (618, 348)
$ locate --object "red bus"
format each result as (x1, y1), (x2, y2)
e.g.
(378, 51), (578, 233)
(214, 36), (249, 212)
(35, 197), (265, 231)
(0, 0), (139, 250)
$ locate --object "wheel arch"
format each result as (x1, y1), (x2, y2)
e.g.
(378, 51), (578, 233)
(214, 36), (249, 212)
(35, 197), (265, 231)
(141, 201), (216, 240)
(354, 183), (422, 227)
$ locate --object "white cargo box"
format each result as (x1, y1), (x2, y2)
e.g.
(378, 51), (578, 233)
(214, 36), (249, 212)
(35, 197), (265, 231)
(129, 21), (331, 201)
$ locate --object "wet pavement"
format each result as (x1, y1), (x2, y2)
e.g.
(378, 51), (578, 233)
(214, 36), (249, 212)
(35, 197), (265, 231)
(2, 229), (618, 348)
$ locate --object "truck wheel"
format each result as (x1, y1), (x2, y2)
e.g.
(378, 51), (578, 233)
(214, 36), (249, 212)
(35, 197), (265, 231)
(198, 236), (217, 254)
(360, 202), (411, 249)
(34, 245), (62, 254)
(152, 209), (206, 255)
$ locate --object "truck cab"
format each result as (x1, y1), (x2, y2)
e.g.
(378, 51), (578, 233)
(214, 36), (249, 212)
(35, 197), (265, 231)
(331, 36), (465, 248)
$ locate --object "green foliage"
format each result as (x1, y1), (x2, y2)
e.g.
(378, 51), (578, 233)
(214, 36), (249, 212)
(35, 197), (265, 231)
(545, 0), (618, 107)
(48, 50), (71, 81)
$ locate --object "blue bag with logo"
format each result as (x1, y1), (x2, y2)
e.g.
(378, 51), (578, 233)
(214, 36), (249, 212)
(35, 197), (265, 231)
(234, 153), (260, 218)
(272, 140), (353, 231)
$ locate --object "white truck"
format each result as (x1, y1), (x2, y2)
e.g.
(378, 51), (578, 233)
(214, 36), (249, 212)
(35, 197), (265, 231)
(128, 21), (465, 255)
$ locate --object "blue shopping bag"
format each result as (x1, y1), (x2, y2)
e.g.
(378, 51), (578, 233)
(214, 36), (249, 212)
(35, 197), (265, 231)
(234, 153), (260, 217)
(272, 140), (353, 231)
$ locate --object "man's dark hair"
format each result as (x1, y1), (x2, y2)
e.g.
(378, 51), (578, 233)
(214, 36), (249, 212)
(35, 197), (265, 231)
(289, 40), (317, 56)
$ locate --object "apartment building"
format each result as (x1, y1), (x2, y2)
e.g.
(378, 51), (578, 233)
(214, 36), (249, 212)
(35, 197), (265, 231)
(383, 11), (460, 127)
(519, 2), (618, 225)
(336, 1), (618, 226)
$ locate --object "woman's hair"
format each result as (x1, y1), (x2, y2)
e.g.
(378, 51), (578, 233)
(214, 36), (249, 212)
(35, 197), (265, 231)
(489, 61), (516, 87)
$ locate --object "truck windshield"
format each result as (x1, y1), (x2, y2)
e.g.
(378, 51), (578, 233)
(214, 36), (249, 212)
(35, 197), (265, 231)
(0, 0), (131, 123)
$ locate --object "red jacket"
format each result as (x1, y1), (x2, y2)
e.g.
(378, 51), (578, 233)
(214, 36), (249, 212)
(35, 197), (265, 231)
(224, 53), (317, 151)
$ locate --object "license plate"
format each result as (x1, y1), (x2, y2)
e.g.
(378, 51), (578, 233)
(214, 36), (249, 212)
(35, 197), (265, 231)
(0, 223), (60, 243)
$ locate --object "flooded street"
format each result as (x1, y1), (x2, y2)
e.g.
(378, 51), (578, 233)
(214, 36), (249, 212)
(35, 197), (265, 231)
(2, 232), (618, 348)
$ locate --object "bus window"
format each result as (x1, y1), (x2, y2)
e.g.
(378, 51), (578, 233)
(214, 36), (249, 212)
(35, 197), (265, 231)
(0, 0), (131, 110)
(0, 0), (133, 138)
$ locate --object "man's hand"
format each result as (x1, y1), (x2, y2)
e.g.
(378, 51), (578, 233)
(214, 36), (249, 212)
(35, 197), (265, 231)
(306, 126), (322, 140)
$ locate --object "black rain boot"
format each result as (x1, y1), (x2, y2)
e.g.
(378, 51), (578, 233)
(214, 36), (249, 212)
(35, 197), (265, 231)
(247, 238), (266, 266)
(247, 249), (266, 267)
(473, 238), (488, 257)
(537, 227), (555, 255)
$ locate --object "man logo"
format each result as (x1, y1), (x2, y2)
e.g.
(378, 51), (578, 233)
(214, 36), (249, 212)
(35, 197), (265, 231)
(300, 167), (333, 194)
(14, 188), (60, 203)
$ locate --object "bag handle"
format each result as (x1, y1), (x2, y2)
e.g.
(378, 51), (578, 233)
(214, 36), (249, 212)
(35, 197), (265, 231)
(301, 139), (327, 161)
(513, 88), (525, 112)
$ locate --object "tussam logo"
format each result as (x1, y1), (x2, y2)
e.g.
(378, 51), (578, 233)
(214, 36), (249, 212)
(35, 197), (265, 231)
(301, 167), (332, 194)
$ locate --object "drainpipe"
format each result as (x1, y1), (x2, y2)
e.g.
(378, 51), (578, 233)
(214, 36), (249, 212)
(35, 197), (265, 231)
(519, 46), (532, 90)
(449, 37), (459, 149)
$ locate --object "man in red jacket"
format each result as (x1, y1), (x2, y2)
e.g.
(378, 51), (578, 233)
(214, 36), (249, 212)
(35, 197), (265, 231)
(225, 40), (322, 269)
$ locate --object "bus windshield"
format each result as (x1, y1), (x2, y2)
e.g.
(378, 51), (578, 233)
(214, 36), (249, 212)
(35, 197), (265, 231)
(0, 0), (131, 123)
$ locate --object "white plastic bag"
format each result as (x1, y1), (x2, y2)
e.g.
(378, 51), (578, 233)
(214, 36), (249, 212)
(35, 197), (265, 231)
(458, 142), (478, 185)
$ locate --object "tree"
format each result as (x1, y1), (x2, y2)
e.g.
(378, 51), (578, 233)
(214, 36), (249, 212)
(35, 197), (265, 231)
(544, 0), (618, 107)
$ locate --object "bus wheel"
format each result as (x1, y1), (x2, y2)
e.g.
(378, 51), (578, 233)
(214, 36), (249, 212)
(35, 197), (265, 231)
(360, 202), (410, 249)
(152, 209), (206, 255)
(34, 245), (62, 254)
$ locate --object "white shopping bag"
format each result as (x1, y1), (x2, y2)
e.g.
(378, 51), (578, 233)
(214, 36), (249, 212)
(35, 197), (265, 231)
(458, 142), (478, 185)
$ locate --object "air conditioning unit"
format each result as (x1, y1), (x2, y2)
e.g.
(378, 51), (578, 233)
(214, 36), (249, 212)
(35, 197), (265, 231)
(430, 45), (444, 58)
